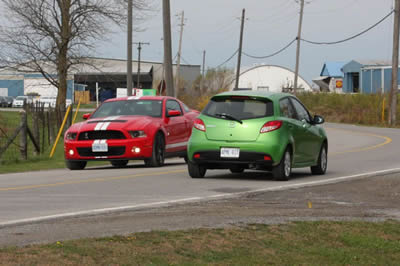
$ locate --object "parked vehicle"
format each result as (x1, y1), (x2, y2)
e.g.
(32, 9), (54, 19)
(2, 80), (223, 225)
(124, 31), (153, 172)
(4, 96), (14, 107)
(187, 91), (328, 181)
(12, 96), (30, 108)
(37, 96), (57, 108)
(0, 96), (7, 107)
(64, 96), (199, 170)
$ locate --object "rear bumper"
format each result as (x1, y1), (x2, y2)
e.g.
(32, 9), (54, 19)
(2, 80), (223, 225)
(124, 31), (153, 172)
(191, 150), (274, 169)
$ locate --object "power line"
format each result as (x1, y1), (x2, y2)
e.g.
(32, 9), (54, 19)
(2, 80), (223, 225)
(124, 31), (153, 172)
(243, 38), (296, 59)
(302, 10), (394, 45)
(214, 49), (238, 68)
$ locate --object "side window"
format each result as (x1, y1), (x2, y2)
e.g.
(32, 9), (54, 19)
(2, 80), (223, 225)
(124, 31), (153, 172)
(279, 98), (296, 119)
(290, 98), (311, 122)
(166, 100), (183, 115)
(181, 102), (190, 113)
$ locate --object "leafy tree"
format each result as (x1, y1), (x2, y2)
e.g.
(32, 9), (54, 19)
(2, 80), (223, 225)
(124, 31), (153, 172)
(0, 0), (151, 123)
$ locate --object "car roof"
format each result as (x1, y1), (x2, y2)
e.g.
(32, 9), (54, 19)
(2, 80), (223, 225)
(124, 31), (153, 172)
(212, 90), (293, 101)
(104, 96), (177, 103)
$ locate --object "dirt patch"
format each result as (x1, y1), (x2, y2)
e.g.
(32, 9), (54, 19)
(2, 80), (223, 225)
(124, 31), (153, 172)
(0, 174), (399, 247)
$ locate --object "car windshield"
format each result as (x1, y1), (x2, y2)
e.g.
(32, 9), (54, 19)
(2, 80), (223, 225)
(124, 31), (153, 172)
(90, 99), (163, 118)
(203, 96), (274, 120)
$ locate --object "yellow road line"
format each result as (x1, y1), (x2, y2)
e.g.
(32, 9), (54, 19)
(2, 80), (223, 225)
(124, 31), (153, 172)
(327, 127), (392, 155)
(0, 169), (186, 192)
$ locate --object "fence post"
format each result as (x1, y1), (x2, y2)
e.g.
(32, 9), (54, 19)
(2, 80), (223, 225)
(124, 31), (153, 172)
(32, 102), (40, 155)
(19, 110), (27, 160)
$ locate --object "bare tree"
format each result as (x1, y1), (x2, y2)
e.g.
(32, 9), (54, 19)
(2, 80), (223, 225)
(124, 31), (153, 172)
(0, 0), (151, 123)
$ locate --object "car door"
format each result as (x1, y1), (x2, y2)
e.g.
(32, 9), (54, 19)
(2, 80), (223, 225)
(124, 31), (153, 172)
(164, 99), (187, 152)
(279, 97), (305, 164)
(289, 97), (320, 163)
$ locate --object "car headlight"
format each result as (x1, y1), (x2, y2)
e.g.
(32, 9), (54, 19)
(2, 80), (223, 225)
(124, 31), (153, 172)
(129, 130), (147, 138)
(66, 132), (77, 140)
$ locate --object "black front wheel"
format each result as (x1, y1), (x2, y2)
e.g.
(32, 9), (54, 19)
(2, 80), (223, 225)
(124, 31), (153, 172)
(188, 161), (206, 178)
(65, 160), (87, 170)
(145, 133), (165, 167)
(272, 149), (291, 181)
(311, 144), (327, 175)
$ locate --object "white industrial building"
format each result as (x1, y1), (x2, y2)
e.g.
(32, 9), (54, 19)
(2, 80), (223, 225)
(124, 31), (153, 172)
(230, 65), (312, 92)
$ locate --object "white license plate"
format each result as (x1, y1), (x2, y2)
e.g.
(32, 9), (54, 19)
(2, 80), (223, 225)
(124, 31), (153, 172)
(220, 147), (240, 158)
(92, 142), (108, 152)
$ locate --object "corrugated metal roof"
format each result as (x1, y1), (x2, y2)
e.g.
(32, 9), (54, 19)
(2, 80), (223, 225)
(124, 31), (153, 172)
(71, 58), (153, 74)
(320, 62), (346, 78)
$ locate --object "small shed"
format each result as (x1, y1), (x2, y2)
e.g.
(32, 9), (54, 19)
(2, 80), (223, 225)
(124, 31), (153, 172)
(313, 61), (346, 92)
(342, 60), (395, 93)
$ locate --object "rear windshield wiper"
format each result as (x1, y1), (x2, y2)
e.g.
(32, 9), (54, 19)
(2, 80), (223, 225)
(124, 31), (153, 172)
(215, 113), (243, 124)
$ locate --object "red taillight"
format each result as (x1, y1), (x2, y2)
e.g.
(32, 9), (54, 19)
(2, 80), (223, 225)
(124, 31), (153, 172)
(193, 118), (206, 132)
(194, 153), (201, 159)
(264, 155), (272, 161)
(260, 120), (282, 133)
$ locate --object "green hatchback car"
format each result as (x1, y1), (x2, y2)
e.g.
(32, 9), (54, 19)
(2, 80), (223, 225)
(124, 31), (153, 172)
(187, 91), (328, 180)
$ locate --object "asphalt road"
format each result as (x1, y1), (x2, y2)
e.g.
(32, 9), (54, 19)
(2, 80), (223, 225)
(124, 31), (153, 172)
(0, 122), (400, 228)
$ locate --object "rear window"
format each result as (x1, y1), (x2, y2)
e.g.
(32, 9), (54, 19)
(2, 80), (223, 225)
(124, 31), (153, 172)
(202, 96), (274, 120)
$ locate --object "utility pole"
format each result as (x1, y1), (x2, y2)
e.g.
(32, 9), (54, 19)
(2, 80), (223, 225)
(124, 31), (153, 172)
(234, 8), (245, 90)
(162, 0), (175, 97)
(294, 0), (305, 94)
(134, 42), (150, 90)
(389, 0), (400, 125)
(175, 11), (185, 96)
(200, 50), (206, 94)
(127, 0), (133, 96)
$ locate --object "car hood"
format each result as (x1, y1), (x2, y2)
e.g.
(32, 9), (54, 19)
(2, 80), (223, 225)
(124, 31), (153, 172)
(67, 115), (160, 133)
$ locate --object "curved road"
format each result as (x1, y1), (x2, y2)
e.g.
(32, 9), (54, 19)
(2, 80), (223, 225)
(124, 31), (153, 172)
(0, 122), (399, 227)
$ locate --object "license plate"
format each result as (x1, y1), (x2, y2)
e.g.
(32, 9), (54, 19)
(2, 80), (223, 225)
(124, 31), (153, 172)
(92, 141), (108, 152)
(220, 147), (240, 158)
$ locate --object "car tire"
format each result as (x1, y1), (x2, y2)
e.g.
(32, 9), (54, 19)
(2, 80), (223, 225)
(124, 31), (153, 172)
(188, 161), (206, 178)
(229, 166), (244, 174)
(65, 160), (87, 170)
(311, 144), (328, 175)
(145, 133), (165, 167)
(111, 160), (129, 167)
(272, 148), (292, 181)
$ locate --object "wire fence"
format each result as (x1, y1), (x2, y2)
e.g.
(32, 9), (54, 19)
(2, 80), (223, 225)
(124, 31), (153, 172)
(0, 103), (61, 164)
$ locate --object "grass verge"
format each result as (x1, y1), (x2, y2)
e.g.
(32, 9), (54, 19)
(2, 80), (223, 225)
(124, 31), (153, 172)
(1, 221), (399, 265)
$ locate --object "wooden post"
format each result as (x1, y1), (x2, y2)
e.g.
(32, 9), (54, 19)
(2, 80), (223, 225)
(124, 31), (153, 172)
(32, 102), (40, 155)
(20, 110), (27, 160)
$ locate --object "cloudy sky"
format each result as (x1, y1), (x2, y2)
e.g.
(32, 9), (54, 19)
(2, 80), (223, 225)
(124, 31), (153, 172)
(97, 0), (395, 83)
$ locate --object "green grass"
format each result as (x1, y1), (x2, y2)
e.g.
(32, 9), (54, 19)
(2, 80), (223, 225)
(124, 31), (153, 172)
(0, 221), (399, 265)
(297, 93), (400, 127)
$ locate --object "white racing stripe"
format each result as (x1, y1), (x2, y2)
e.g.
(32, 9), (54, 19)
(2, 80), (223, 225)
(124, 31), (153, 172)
(94, 116), (120, 131)
(1, 167), (400, 228)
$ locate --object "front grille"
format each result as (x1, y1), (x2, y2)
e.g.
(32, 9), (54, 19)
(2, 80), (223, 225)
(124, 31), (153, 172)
(78, 130), (126, 140)
(77, 146), (125, 157)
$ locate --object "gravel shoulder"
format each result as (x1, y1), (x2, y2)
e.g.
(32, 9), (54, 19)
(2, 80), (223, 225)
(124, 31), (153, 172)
(1, 173), (399, 247)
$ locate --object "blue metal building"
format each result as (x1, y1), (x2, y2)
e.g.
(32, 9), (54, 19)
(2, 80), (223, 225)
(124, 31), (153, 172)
(342, 60), (398, 94)
(0, 73), (74, 99)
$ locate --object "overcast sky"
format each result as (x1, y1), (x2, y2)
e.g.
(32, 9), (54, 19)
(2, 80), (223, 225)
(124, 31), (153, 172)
(97, 0), (395, 83)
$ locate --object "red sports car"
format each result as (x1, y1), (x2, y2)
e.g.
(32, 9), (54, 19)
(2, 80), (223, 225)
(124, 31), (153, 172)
(64, 96), (199, 170)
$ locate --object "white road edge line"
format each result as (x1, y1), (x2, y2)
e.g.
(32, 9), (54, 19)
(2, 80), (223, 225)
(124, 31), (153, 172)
(1, 167), (400, 228)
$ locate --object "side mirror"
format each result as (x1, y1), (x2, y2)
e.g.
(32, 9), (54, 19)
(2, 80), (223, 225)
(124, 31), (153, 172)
(313, 115), (324, 125)
(82, 113), (91, 120)
(168, 110), (181, 117)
